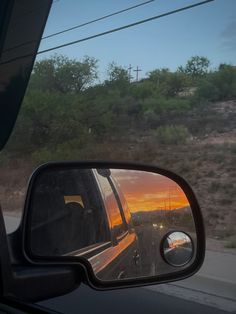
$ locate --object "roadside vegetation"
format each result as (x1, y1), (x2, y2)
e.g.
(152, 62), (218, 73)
(0, 55), (235, 241)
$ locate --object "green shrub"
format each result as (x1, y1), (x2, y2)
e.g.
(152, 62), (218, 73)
(154, 125), (190, 145)
(31, 138), (89, 163)
(195, 65), (236, 102)
(131, 81), (156, 99)
(143, 109), (160, 127)
(196, 79), (220, 102)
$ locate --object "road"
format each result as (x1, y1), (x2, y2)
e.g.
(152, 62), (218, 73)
(3, 213), (236, 313)
(40, 284), (231, 314)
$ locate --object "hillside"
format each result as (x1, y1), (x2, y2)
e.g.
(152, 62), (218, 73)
(0, 56), (235, 249)
(0, 100), (235, 246)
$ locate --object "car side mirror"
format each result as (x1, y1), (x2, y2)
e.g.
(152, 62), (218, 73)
(21, 161), (205, 289)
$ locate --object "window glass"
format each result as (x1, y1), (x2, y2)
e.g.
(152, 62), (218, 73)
(112, 177), (132, 227)
(0, 0), (236, 310)
(95, 172), (127, 238)
(31, 169), (110, 256)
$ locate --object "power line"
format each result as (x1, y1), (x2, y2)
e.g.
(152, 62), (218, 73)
(0, 0), (215, 66)
(42, 0), (155, 40)
(38, 1), (215, 54)
(4, 0), (155, 53)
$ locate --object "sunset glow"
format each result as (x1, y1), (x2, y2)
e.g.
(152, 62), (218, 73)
(111, 170), (190, 213)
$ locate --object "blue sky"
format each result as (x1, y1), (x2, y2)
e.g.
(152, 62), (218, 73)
(38, 0), (236, 80)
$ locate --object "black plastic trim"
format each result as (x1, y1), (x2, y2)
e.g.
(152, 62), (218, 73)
(0, 0), (52, 150)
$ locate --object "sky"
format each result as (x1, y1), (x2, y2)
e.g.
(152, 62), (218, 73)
(111, 170), (189, 212)
(36, 0), (236, 81)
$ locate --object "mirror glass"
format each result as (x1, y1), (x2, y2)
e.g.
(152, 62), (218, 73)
(162, 231), (193, 267)
(28, 167), (197, 281)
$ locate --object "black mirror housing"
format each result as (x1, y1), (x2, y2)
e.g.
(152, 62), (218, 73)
(20, 161), (205, 290)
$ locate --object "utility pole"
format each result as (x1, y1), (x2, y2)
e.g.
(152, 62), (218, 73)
(133, 66), (142, 82)
(128, 64), (132, 82)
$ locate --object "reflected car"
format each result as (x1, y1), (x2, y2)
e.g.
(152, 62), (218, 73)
(30, 168), (141, 281)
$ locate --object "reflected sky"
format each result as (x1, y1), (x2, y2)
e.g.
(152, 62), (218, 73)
(111, 169), (189, 213)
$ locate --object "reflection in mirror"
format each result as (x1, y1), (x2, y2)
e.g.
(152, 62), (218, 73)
(162, 232), (193, 267)
(29, 167), (197, 281)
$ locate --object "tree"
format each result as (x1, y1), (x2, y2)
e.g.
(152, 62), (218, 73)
(148, 68), (187, 97)
(178, 56), (210, 79)
(105, 62), (130, 89)
(196, 63), (236, 101)
(164, 72), (188, 97)
(148, 68), (170, 86)
(30, 55), (98, 93)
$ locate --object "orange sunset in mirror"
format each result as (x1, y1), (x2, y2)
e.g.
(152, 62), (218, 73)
(111, 170), (190, 213)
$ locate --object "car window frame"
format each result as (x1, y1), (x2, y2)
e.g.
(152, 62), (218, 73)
(93, 170), (129, 242)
